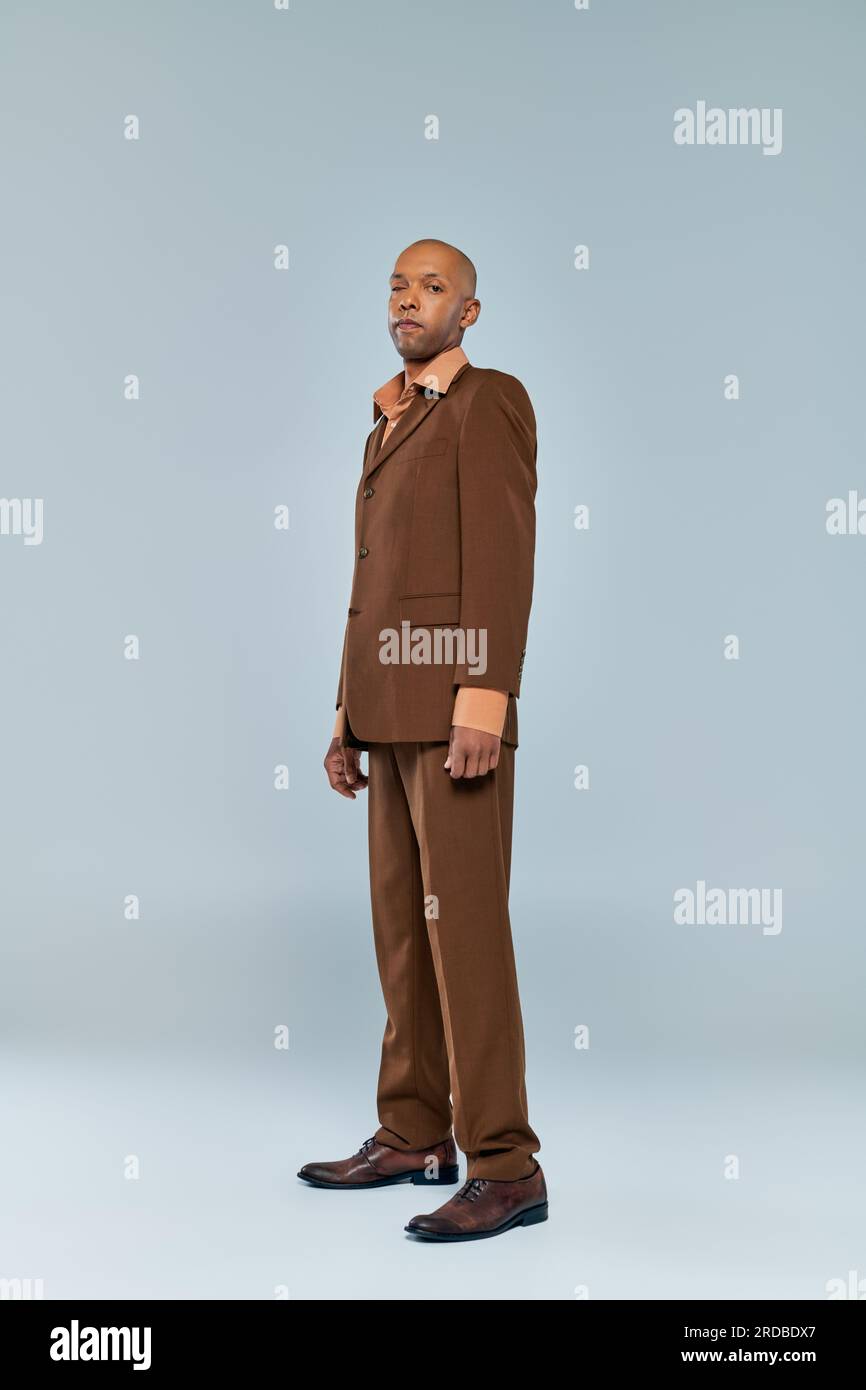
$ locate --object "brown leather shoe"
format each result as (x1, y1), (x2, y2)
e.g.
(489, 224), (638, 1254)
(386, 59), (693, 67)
(297, 1135), (459, 1189)
(405, 1160), (548, 1240)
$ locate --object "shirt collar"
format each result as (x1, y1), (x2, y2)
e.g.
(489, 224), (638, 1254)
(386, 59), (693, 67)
(372, 343), (469, 422)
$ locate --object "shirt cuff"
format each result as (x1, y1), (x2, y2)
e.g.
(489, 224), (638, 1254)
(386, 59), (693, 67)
(451, 687), (508, 737)
(333, 705), (347, 739)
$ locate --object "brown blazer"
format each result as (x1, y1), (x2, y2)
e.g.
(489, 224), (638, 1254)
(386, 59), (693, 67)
(335, 361), (537, 748)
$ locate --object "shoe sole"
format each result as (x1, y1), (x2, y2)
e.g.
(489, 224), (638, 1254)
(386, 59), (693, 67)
(404, 1200), (549, 1240)
(297, 1163), (460, 1190)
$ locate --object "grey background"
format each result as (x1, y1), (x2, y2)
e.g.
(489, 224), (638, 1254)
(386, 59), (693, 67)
(1, 0), (864, 1300)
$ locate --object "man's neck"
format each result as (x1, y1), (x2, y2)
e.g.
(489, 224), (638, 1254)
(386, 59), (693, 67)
(403, 340), (460, 388)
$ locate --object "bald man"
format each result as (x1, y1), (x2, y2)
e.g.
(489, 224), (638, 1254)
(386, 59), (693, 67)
(299, 240), (547, 1243)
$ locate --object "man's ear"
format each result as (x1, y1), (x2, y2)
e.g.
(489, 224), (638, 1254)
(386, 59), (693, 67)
(460, 298), (481, 329)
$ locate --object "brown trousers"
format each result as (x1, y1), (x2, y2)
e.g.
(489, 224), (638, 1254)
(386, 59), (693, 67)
(366, 740), (540, 1181)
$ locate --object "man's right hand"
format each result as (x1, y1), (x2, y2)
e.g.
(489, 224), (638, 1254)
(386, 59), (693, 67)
(323, 737), (368, 800)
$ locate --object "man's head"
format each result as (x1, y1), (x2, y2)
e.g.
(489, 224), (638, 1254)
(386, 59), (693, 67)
(387, 239), (480, 361)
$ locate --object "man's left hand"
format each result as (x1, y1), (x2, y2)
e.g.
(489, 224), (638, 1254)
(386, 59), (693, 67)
(444, 725), (501, 779)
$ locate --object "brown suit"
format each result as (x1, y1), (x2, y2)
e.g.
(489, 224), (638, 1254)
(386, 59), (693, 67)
(335, 354), (541, 1181)
(335, 360), (536, 748)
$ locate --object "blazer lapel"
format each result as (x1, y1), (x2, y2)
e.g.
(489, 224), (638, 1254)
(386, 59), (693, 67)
(362, 415), (387, 472)
(364, 360), (472, 481)
(364, 391), (439, 481)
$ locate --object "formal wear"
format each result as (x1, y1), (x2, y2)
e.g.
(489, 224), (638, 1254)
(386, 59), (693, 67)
(333, 348), (541, 1181)
(333, 344), (510, 741)
(334, 349), (535, 747)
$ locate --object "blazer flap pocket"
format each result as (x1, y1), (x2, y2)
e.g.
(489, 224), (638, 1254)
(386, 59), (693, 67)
(399, 592), (461, 625)
(400, 436), (449, 461)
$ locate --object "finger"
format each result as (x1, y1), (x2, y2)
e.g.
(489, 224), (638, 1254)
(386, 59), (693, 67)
(477, 753), (490, 777)
(444, 728), (454, 769)
(329, 772), (356, 799)
(342, 751), (357, 784)
(449, 747), (466, 779)
(463, 753), (480, 779)
(327, 758), (356, 795)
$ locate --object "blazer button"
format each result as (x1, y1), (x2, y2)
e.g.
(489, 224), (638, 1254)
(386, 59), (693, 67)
(363, 487), (374, 499)
(358, 546), (369, 558)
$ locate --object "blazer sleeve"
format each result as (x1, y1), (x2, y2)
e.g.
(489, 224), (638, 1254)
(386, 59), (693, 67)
(335, 621), (347, 710)
(454, 373), (537, 697)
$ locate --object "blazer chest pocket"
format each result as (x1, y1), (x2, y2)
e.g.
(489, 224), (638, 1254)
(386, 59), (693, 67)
(399, 592), (461, 626)
(400, 436), (449, 462)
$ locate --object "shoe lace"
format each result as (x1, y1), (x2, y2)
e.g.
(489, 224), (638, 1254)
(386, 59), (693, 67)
(456, 1177), (489, 1202)
(355, 1136), (377, 1156)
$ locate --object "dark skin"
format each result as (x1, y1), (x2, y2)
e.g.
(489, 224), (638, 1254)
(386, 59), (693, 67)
(324, 240), (504, 800)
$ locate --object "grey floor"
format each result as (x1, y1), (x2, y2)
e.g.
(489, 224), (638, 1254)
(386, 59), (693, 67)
(3, 1047), (861, 1300)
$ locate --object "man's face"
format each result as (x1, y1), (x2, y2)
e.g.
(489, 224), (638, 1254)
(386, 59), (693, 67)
(387, 250), (473, 360)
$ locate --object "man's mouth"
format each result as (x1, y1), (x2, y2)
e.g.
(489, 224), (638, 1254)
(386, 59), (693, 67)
(395, 319), (422, 331)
